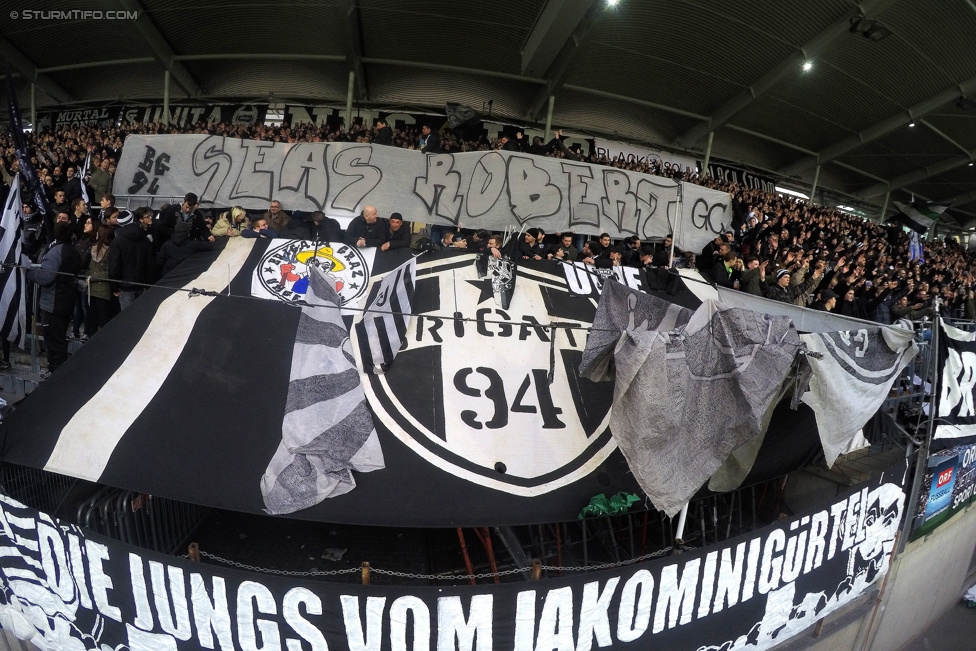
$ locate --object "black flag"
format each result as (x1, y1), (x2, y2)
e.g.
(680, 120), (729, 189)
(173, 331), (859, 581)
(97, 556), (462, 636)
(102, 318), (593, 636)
(5, 71), (50, 216)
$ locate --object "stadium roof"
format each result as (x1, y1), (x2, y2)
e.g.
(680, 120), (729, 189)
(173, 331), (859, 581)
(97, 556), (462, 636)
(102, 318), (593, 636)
(2, 0), (976, 223)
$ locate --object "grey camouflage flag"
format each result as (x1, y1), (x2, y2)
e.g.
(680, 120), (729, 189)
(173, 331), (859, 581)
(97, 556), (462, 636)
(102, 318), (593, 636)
(261, 264), (385, 514)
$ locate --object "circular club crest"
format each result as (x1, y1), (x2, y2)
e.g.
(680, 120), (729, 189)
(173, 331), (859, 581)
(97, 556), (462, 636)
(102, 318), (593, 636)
(258, 240), (369, 306)
(358, 255), (617, 497)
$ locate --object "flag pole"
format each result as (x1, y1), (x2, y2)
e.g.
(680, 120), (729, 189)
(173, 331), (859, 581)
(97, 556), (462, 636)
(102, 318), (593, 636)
(899, 308), (940, 551)
(673, 501), (690, 553)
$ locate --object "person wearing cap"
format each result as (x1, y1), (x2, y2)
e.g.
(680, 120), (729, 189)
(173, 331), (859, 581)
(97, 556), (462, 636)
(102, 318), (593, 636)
(811, 289), (838, 312)
(284, 210), (342, 242)
(110, 209), (131, 229)
(763, 265), (824, 303)
(381, 213), (410, 251)
(108, 206), (154, 311)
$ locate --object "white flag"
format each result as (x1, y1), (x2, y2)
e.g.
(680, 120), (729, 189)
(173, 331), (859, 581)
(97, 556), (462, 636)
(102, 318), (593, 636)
(79, 152), (91, 205)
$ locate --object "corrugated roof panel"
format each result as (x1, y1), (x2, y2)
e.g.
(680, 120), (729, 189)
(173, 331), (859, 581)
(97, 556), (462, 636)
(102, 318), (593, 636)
(182, 61), (349, 100)
(764, 59), (901, 133)
(581, 0), (854, 91)
(144, 0), (344, 57)
(3, 0), (151, 70)
(567, 42), (744, 117)
(729, 94), (851, 153)
(46, 63), (166, 104)
(925, 106), (976, 153)
(834, 140), (921, 180)
(817, 29), (952, 112)
(551, 88), (699, 146)
(710, 129), (805, 173)
(366, 66), (539, 121)
(909, 164), (976, 202)
(359, 0), (545, 76)
(882, 0), (976, 85)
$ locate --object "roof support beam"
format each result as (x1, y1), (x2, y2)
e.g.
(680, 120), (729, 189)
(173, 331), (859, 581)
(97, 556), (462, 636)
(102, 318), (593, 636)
(521, 0), (597, 76)
(0, 36), (74, 103)
(118, 0), (203, 97)
(335, 0), (368, 99)
(920, 119), (974, 157)
(780, 73), (976, 177)
(676, 0), (899, 148)
(948, 188), (976, 208)
(854, 147), (976, 199)
(522, 0), (601, 120)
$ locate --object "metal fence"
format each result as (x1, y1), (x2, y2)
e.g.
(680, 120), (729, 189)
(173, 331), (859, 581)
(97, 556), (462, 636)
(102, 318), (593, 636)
(0, 462), (75, 517)
(74, 486), (210, 556)
(0, 462), (209, 557)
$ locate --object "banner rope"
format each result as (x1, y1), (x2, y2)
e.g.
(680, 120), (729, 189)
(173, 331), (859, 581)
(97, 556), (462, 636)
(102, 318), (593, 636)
(0, 259), (638, 335)
(194, 546), (689, 580)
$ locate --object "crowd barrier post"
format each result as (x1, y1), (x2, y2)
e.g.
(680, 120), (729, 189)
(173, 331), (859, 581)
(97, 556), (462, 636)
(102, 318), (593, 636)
(187, 542), (200, 562)
(360, 561), (370, 585)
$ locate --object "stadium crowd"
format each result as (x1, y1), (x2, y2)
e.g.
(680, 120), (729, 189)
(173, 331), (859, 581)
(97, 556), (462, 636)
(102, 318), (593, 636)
(0, 118), (970, 374)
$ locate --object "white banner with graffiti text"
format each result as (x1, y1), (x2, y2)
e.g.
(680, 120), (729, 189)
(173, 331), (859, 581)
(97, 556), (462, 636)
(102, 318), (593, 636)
(116, 134), (732, 252)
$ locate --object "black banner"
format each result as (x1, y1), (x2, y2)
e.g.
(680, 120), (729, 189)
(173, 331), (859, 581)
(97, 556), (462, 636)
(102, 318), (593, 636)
(35, 106), (126, 132)
(705, 164), (776, 193)
(0, 463), (906, 651)
(120, 104), (268, 128)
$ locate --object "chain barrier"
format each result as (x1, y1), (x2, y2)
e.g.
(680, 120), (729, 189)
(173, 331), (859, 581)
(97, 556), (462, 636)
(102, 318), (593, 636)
(199, 552), (359, 577)
(0, 259), (622, 336)
(196, 545), (691, 581)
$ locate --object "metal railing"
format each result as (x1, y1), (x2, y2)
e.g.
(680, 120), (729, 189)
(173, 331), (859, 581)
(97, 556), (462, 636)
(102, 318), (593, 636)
(74, 486), (210, 556)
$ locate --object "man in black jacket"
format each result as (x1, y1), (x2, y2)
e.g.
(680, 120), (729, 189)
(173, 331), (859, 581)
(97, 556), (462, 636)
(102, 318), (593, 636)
(155, 192), (213, 251)
(373, 120), (393, 146)
(284, 211), (343, 242)
(381, 213), (411, 251)
(420, 126), (441, 153)
(109, 206), (155, 310)
(344, 205), (387, 248)
(27, 223), (82, 375)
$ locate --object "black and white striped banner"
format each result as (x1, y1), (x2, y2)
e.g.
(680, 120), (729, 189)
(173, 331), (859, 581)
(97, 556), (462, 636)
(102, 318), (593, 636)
(0, 176), (26, 349)
(354, 256), (416, 374)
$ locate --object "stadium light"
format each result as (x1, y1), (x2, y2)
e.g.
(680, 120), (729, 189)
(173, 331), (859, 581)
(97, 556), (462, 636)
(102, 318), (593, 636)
(606, 0), (619, 6)
(908, 122), (916, 127)
(775, 186), (809, 200)
(802, 61), (813, 72)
